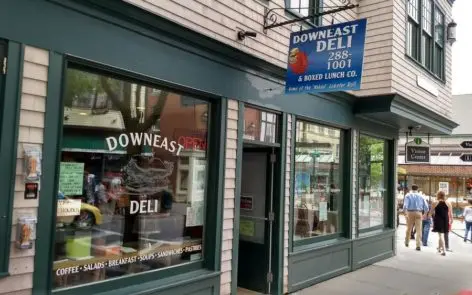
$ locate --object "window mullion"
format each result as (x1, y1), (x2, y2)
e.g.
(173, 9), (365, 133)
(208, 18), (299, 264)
(418, 0), (423, 63)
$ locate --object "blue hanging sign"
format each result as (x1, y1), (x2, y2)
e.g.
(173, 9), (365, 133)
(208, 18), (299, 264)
(285, 19), (367, 94)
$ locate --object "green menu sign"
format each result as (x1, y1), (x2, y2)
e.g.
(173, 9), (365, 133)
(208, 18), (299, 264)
(59, 162), (84, 195)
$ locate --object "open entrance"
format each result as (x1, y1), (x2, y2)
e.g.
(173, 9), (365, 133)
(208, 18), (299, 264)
(237, 146), (277, 294)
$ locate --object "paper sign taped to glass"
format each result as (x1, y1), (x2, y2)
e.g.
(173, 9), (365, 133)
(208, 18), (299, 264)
(285, 19), (367, 94)
(319, 201), (328, 221)
(59, 162), (85, 195)
(239, 219), (255, 237)
(57, 199), (82, 216)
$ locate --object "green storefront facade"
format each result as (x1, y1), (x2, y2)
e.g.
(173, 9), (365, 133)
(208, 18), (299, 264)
(0, 1), (457, 295)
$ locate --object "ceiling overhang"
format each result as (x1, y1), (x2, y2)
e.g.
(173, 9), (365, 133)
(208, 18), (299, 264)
(354, 94), (458, 135)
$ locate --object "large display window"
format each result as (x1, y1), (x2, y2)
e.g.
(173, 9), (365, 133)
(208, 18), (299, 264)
(293, 120), (342, 241)
(358, 134), (387, 230)
(53, 67), (209, 288)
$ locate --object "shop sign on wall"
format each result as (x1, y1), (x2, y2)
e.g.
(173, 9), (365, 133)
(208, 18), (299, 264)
(405, 139), (430, 163)
(439, 182), (449, 195)
(59, 162), (85, 195)
(285, 19), (367, 94)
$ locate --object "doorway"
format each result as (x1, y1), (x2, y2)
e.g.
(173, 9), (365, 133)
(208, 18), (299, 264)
(237, 147), (276, 294)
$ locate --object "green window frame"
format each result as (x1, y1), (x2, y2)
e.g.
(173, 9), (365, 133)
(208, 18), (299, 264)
(406, 0), (446, 81)
(0, 41), (21, 278)
(357, 134), (395, 234)
(290, 117), (352, 249)
(285, 0), (322, 27)
(33, 55), (227, 295)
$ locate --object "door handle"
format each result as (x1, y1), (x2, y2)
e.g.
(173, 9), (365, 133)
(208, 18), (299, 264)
(240, 215), (268, 221)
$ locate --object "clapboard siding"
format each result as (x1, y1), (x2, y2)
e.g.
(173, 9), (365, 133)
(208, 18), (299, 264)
(0, 46), (48, 295)
(283, 114), (292, 294)
(125, 0), (370, 76)
(351, 130), (358, 239)
(354, 0), (394, 97)
(391, 0), (453, 118)
(220, 99), (238, 295)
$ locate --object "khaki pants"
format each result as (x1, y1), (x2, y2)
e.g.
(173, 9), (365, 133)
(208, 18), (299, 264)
(405, 211), (423, 248)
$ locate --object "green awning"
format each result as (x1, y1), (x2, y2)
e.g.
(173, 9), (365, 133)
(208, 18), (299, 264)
(62, 133), (151, 154)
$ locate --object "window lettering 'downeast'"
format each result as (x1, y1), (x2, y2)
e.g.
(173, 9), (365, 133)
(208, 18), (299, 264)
(53, 68), (209, 289)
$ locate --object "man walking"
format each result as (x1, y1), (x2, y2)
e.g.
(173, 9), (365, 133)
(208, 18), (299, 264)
(403, 184), (429, 250)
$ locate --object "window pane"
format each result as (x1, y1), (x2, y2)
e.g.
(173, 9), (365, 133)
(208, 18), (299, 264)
(422, 0), (432, 35)
(435, 45), (444, 78)
(358, 135), (386, 229)
(407, 21), (419, 60)
(422, 34), (432, 70)
(243, 107), (278, 143)
(434, 9), (444, 44)
(407, 0), (419, 22)
(54, 68), (207, 289)
(293, 121), (342, 241)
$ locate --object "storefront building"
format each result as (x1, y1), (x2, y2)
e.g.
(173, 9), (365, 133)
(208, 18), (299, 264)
(398, 94), (472, 216)
(0, 0), (457, 295)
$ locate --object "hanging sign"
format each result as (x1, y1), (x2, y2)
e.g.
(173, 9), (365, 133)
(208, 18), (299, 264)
(460, 154), (472, 162)
(405, 140), (430, 163)
(285, 19), (367, 94)
(460, 141), (472, 148)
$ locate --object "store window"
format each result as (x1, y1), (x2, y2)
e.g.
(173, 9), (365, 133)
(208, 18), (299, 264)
(293, 120), (342, 241)
(358, 135), (386, 229)
(243, 107), (278, 143)
(53, 67), (208, 288)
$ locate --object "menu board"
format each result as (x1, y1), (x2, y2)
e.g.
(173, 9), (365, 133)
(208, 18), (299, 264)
(59, 162), (84, 195)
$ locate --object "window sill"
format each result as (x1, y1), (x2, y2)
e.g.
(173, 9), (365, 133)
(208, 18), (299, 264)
(358, 227), (395, 239)
(53, 268), (219, 295)
(404, 54), (446, 85)
(283, 9), (319, 29)
(291, 235), (350, 254)
(0, 272), (9, 279)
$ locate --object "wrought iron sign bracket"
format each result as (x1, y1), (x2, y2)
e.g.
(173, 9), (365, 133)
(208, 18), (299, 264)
(263, 1), (358, 33)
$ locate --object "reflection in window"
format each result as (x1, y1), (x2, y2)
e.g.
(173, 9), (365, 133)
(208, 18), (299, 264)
(358, 135), (386, 229)
(54, 68), (208, 288)
(243, 107), (278, 143)
(293, 121), (342, 241)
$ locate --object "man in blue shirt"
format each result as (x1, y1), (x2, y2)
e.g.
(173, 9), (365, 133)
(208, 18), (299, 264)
(403, 184), (429, 250)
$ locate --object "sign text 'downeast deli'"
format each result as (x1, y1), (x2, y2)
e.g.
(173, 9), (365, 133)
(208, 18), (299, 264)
(285, 19), (367, 94)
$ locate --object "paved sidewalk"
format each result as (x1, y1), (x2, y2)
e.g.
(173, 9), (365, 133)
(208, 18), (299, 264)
(295, 224), (472, 295)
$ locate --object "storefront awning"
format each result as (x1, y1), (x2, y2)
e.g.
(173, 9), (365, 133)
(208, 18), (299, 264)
(398, 164), (472, 177)
(354, 94), (458, 135)
(397, 167), (407, 175)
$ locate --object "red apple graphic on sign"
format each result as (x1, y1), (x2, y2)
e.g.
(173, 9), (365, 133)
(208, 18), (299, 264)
(289, 48), (308, 74)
